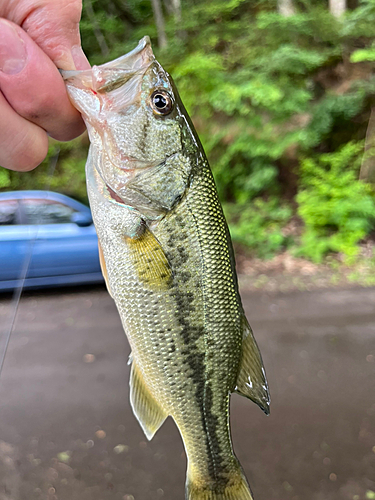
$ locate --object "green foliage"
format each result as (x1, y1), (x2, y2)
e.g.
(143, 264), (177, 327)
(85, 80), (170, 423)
(0, 169), (11, 189)
(160, 1), (374, 220)
(351, 44), (375, 62)
(224, 199), (293, 258)
(343, 0), (375, 39)
(296, 142), (375, 263)
(2, 139), (89, 204)
(4, 0), (375, 263)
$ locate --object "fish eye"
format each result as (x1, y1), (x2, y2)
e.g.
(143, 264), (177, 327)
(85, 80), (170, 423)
(150, 90), (173, 115)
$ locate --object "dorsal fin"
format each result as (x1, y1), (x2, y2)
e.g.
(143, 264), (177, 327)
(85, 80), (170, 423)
(234, 315), (270, 415)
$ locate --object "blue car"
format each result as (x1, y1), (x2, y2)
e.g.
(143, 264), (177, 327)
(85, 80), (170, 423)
(0, 191), (104, 291)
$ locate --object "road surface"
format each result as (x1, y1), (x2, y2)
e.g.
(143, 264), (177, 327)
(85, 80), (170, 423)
(0, 285), (374, 500)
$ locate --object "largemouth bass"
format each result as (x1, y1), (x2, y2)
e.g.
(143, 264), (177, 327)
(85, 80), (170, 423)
(62, 37), (269, 500)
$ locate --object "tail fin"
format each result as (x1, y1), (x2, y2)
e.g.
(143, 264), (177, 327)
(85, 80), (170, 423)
(186, 469), (254, 500)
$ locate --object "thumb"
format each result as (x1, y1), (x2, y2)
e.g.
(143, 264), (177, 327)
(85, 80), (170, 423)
(12, 0), (90, 70)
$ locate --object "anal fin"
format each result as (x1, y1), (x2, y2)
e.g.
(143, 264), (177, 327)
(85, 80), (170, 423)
(129, 360), (168, 440)
(234, 315), (270, 415)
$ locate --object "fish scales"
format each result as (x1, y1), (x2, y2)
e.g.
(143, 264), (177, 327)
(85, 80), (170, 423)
(63, 36), (269, 500)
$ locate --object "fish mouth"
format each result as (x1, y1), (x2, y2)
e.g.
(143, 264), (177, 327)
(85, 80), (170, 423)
(61, 36), (154, 92)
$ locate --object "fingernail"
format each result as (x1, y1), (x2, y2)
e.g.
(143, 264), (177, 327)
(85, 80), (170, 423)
(0, 20), (27, 75)
(71, 45), (91, 70)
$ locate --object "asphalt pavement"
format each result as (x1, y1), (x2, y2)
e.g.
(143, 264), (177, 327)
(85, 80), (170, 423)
(0, 285), (374, 500)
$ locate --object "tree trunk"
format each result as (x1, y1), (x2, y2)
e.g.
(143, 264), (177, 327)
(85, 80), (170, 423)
(329, 0), (346, 17)
(171, 0), (181, 23)
(151, 0), (168, 49)
(360, 108), (375, 183)
(164, 0), (185, 40)
(278, 0), (295, 17)
(84, 0), (110, 57)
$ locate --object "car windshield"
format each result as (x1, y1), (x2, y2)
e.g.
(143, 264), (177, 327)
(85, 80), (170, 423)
(0, 200), (19, 225)
(20, 199), (76, 225)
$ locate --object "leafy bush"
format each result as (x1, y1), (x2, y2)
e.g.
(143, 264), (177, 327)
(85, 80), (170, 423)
(1, 139), (89, 204)
(296, 142), (375, 263)
(3, 0), (375, 264)
(224, 198), (293, 259)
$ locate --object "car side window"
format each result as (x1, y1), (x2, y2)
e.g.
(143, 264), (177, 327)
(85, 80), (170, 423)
(0, 200), (20, 225)
(20, 199), (77, 225)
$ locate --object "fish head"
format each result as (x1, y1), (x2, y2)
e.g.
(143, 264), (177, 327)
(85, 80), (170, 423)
(62, 37), (197, 218)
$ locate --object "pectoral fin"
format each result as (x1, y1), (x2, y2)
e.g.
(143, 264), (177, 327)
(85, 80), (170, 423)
(125, 227), (173, 290)
(129, 360), (168, 440)
(235, 315), (270, 415)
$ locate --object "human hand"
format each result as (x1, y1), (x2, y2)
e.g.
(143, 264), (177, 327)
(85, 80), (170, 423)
(0, 0), (90, 171)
